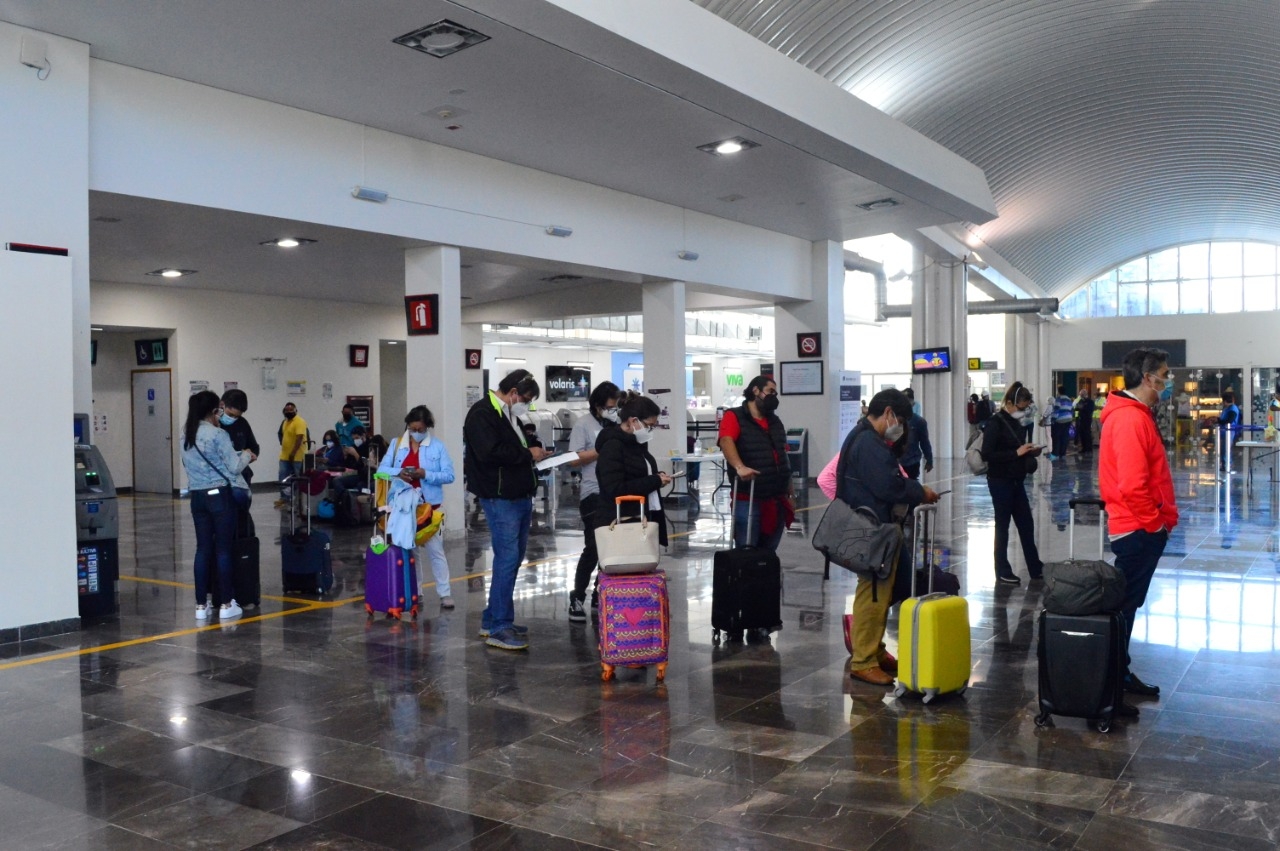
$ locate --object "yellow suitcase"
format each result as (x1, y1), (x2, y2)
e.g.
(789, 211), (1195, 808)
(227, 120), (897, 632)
(895, 504), (970, 703)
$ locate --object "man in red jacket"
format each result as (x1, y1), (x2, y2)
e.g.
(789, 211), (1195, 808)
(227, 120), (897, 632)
(1099, 347), (1178, 708)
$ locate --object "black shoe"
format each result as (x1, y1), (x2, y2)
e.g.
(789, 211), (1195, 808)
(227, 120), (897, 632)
(1028, 568), (1044, 581)
(1124, 673), (1160, 696)
(1114, 701), (1140, 718)
(996, 573), (1021, 586)
(568, 593), (586, 623)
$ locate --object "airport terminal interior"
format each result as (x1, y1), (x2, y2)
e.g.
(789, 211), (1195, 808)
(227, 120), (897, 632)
(6, 1), (1280, 849)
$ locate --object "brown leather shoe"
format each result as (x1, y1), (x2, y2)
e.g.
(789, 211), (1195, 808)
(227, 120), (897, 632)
(878, 652), (899, 674)
(850, 666), (894, 686)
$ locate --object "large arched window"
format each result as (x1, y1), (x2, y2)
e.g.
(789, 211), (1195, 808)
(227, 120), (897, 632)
(1060, 242), (1280, 319)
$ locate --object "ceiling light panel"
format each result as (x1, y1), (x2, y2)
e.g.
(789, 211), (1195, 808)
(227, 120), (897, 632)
(147, 268), (197, 278)
(394, 20), (490, 59)
(697, 136), (761, 157)
(260, 237), (316, 248)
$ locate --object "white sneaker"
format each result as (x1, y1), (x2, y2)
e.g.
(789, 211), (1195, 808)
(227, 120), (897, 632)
(220, 601), (243, 620)
(195, 605), (209, 620)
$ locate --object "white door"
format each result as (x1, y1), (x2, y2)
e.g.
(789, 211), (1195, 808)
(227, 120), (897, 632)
(132, 370), (173, 494)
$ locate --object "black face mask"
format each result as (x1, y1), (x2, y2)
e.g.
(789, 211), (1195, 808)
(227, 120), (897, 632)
(342, 412), (352, 421)
(283, 409), (296, 420)
(758, 395), (780, 414)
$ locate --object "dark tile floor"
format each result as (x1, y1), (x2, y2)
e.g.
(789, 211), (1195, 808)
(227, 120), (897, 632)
(4, 451), (1280, 849)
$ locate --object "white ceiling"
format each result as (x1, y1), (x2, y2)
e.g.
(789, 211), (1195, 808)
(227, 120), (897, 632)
(695, 0), (1280, 297)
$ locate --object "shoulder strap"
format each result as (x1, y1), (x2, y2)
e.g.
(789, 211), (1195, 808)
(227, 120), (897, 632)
(193, 440), (234, 488)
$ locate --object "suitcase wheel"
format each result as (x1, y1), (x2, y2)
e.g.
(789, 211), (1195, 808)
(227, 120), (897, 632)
(409, 605), (419, 621)
(601, 663), (615, 682)
(712, 629), (721, 646)
(893, 683), (907, 699)
(655, 663), (667, 682)
(922, 691), (936, 705)
(364, 603), (374, 616)
(387, 607), (403, 620)
(1093, 719), (1111, 734)
(1034, 712), (1053, 728)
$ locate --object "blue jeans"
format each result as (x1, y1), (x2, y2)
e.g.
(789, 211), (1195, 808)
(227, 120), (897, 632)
(987, 476), (1043, 578)
(479, 497), (533, 633)
(733, 497), (786, 552)
(279, 460), (301, 498)
(191, 488), (237, 605)
(1110, 528), (1168, 672)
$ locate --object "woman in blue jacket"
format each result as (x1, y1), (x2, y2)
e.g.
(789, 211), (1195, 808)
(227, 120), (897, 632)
(378, 405), (457, 608)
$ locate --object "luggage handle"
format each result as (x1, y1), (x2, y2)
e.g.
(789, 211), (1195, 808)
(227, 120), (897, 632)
(613, 495), (649, 528)
(1067, 495), (1107, 561)
(910, 502), (939, 598)
(288, 474), (313, 536)
(729, 478), (757, 546)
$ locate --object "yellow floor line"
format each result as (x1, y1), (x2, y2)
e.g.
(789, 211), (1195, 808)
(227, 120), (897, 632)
(119, 575), (318, 606)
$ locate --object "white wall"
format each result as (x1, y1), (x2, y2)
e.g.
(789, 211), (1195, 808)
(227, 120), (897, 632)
(1048, 311), (1280, 369)
(90, 332), (156, 489)
(92, 282), (402, 488)
(0, 253), (79, 630)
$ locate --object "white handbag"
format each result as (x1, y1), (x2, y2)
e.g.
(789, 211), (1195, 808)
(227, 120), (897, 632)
(595, 495), (661, 574)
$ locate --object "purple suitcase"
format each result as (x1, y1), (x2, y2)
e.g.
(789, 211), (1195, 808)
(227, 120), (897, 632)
(598, 571), (669, 681)
(364, 545), (419, 620)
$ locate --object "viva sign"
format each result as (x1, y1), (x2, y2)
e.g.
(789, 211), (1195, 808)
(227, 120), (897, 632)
(724, 372), (744, 401)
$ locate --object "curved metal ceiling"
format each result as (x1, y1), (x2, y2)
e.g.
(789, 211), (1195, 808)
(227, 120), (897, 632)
(694, 0), (1280, 296)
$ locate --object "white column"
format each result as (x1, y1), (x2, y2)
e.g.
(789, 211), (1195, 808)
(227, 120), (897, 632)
(642, 281), (687, 467)
(773, 241), (845, 470)
(405, 246), (466, 525)
(911, 248), (967, 459)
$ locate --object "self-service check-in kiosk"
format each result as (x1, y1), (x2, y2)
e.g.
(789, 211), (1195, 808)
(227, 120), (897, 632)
(786, 427), (809, 481)
(74, 437), (120, 618)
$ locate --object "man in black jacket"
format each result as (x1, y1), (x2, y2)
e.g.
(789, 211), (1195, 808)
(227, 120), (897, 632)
(839, 389), (938, 685)
(219, 389), (259, 536)
(463, 369), (551, 650)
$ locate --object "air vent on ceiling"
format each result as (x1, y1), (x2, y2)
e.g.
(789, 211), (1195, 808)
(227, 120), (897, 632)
(540, 274), (584, 283)
(393, 20), (489, 58)
(856, 197), (900, 211)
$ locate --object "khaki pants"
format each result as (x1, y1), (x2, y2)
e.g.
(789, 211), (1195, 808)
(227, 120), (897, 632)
(850, 551), (899, 670)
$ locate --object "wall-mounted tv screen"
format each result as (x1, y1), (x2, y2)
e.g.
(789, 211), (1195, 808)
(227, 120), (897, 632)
(911, 347), (952, 374)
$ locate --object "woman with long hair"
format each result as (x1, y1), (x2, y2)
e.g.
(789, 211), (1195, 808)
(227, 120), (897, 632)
(980, 381), (1046, 585)
(566, 381), (622, 621)
(593, 395), (671, 550)
(181, 390), (254, 619)
(377, 404), (457, 608)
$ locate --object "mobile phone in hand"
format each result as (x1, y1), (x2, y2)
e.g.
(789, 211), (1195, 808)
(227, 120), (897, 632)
(668, 470), (687, 479)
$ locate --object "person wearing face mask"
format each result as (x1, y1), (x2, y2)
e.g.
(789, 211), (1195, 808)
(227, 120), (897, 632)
(838, 389), (938, 685)
(717, 375), (795, 555)
(1049, 385), (1075, 460)
(316, 430), (345, 471)
(218, 389), (259, 533)
(464, 369), (553, 650)
(1099, 347), (1179, 707)
(566, 381), (622, 622)
(379, 405), (457, 608)
(275, 403), (308, 509)
(330, 426), (372, 519)
(335, 403), (366, 448)
(593, 395), (672, 555)
(980, 382), (1046, 586)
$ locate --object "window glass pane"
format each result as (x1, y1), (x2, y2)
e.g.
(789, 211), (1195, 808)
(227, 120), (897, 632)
(1116, 257), (1147, 283)
(1244, 276), (1276, 312)
(1211, 277), (1243, 313)
(1060, 289), (1089, 319)
(1118, 282), (1147, 315)
(1090, 277), (1117, 317)
(1149, 281), (1178, 315)
(1211, 242), (1243, 279)
(1181, 244), (1209, 279)
(1244, 243), (1277, 276)
(1180, 279), (1208, 314)
(1148, 247), (1178, 281)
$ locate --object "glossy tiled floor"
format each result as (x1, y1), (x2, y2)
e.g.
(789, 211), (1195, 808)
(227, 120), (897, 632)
(4, 450), (1280, 849)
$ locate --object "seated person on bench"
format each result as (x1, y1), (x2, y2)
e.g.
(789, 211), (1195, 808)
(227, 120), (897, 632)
(332, 425), (371, 499)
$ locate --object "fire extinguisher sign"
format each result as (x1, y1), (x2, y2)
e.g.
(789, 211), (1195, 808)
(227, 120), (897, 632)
(404, 294), (440, 336)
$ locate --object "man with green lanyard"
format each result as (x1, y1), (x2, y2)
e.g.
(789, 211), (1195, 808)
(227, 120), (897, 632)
(462, 369), (552, 650)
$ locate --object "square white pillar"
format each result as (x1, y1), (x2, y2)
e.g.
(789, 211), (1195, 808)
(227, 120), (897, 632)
(642, 281), (687, 467)
(773, 240), (846, 471)
(405, 246), (466, 525)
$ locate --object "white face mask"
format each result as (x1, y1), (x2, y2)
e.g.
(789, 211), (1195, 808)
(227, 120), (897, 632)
(354, 438), (364, 447)
(510, 401), (530, 418)
(324, 440), (335, 448)
(632, 422), (654, 444)
(602, 408), (620, 423)
(884, 422), (905, 442)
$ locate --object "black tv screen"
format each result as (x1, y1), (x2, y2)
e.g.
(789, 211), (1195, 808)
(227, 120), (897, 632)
(912, 347), (952, 374)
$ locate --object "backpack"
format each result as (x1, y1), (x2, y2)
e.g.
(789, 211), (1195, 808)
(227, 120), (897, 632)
(965, 422), (988, 475)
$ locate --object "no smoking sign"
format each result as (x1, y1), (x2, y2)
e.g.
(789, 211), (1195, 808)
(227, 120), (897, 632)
(797, 332), (822, 358)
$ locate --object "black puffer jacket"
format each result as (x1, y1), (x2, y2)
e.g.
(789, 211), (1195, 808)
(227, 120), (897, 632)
(724, 406), (791, 499)
(981, 410), (1031, 480)
(593, 426), (668, 546)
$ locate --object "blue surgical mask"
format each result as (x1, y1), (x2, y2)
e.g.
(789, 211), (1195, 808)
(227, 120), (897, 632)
(409, 430), (428, 443)
(219, 414), (237, 427)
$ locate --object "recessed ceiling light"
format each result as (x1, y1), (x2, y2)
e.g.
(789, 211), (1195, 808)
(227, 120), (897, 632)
(91, 326), (103, 331)
(566, 360), (593, 367)
(394, 20), (490, 59)
(628, 363), (645, 369)
(856, 197), (900, 211)
(697, 136), (760, 157)
(494, 357), (526, 364)
(259, 237), (316, 248)
(147, 268), (196, 278)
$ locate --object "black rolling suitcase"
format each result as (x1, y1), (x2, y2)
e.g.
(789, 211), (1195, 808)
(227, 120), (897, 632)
(1035, 498), (1124, 732)
(711, 480), (782, 644)
(281, 478), (334, 595)
(212, 503), (260, 610)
